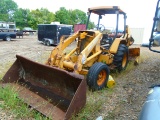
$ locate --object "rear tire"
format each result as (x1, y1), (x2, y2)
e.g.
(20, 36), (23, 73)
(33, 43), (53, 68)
(87, 62), (110, 91)
(5, 36), (11, 41)
(113, 44), (128, 72)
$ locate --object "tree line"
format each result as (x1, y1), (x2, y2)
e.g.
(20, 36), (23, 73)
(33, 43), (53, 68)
(0, 0), (95, 30)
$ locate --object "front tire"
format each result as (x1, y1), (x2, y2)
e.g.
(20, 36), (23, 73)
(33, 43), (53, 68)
(113, 44), (129, 72)
(87, 62), (110, 91)
(5, 36), (11, 41)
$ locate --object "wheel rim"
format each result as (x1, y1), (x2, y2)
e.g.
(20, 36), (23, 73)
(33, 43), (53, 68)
(97, 70), (107, 86)
(122, 53), (127, 68)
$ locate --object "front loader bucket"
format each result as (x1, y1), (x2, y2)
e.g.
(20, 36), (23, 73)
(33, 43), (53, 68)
(129, 47), (140, 65)
(1, 55), (86, 120)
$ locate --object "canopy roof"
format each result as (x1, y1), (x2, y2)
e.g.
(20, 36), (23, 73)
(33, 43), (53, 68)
(88, 6), (126, 15)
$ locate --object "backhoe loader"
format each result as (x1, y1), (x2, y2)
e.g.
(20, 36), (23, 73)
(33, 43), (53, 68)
(1, 6), (140, 120)
(46, 6), (140, 90)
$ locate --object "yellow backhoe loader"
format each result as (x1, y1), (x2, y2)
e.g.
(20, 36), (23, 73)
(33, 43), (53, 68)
(46, 6), (140, 89)
(1, 6), (140, 120)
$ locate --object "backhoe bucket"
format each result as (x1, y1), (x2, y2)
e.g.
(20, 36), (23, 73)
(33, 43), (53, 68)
(129, 47), (140, 65)
(1, 55), (86, 120)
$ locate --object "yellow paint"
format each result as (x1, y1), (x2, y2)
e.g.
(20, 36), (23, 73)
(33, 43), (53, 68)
(107, 75), (115, 88)
(109, 38), (120, 54)
(98, 54), (113, 64)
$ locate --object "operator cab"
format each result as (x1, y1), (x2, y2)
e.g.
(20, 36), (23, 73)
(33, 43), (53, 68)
(86, 6), (127, 49)
(149, 0), (160, 52)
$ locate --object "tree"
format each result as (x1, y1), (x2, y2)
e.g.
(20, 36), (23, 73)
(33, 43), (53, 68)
(13, 8), (31, 29)
(0, 0), (18, 21)
(39, 8), (55, 24)
(13, 8), (55, 30)
(55, 7), (95, 29)
(55, 7), (70, 24)
(88, 21), (95, 29)
(29, 8), (55, 29)
(55, 7), (87, 25)
(71, 9), (87, 24)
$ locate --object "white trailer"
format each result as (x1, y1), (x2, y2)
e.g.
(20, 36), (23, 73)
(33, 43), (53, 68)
(0, 21), (16, 32)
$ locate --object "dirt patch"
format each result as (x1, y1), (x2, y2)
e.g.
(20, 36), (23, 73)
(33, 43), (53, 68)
(0, 36), (160, 120)
(0, 36), (53, 63)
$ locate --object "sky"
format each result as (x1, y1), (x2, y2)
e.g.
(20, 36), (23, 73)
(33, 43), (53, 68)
(13, 0), (157, 27)
(13, 0), (158, 43)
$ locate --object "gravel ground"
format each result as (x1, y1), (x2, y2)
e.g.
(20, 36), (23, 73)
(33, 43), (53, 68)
(0, 35), (160, 120)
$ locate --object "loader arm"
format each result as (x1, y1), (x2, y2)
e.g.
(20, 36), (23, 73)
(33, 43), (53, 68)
(74, 32), (103, 73)
(47, 32), (79, 66)
(47, 30), (103, 74)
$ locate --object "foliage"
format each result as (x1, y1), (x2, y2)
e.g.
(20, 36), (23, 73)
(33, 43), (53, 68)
(29, 8), (55, 29)
(0, 0), (18, 21)
(0, 0), (95, 31)
(13, 8), (31, 29)
(55, 7), (70, 24)
(55, 7), (95, 29)
(13, 8), (55, 30)
(88, 21), (95, 29)
(70, 9), (87, 24)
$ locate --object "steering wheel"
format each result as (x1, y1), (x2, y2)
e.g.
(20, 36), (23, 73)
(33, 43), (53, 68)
(95, 24), (105, 32)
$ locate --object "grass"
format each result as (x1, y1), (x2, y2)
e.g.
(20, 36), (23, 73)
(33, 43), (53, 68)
(0, 85), (51, 120)
(71, 88), (115, 120)
(0, 62), (51, 120)
(0, 61), (13, 80)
